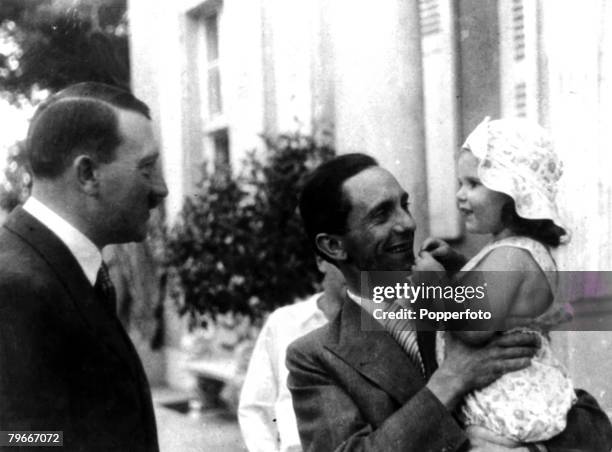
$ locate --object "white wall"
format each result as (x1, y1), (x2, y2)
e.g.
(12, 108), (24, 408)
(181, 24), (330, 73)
(220, 0), (266, 168)
(541, 0), (612, 412)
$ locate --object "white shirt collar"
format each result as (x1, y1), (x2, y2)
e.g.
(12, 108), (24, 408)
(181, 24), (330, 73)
(347, 289), (381, 318)
(346, 289), (364, 306)
(23, 197), (102, 286)
(300, 293), (327, 327)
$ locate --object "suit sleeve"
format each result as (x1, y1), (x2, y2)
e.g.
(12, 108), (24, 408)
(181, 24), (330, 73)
(542, 389), (612, 452)
(0, 277), (72, 433)
(286, 341), (467, 452)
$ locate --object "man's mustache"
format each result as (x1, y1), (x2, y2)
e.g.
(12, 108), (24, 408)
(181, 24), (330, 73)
(148, 193), (163, 209)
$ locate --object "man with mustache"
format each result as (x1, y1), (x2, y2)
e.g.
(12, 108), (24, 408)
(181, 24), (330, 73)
(0, 82), (168, 451)
(287, 153), (612, 451)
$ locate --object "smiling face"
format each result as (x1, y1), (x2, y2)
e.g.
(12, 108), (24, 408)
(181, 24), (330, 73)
(340, 167), (416, 271)
(95, 108), (168, 244)
(456, 150), (509, 236)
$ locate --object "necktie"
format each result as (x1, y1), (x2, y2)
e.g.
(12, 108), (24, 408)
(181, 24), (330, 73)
(95, 262), (117, 316)
(383, 300), (425, 377)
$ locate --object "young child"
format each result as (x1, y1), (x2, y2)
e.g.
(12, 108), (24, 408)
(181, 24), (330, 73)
(416, 117), (576, 446)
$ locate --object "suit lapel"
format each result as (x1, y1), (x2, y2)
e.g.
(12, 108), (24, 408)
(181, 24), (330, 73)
(325, 295), (428, 405)
(4, 208), (141, 381)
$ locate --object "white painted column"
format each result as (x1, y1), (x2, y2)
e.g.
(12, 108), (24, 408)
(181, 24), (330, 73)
(420, 0), (462, 239)
(331, 0), (429, 242)
(309, 0), (336, 142)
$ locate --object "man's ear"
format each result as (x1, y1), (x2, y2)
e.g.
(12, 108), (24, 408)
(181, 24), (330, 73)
(74, 155), (99, 195)
(315, 233), (347, 262)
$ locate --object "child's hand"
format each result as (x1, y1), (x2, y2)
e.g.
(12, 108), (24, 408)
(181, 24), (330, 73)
(420, 237), (452, 257)
(420, 237), (467, 274)
(413, 251), (446, 273)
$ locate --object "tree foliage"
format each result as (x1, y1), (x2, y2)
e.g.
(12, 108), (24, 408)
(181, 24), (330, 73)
(1, 0), (128, 209)
(0, 0), (128, 98)
(0, 140), (29, 212)
(163, 134), (335, 321)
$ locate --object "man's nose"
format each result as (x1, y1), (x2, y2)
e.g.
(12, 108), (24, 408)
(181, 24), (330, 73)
(151, 166), (169, 199)
(393, 209), (416, 232)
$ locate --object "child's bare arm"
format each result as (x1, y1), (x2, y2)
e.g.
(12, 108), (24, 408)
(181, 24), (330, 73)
(453, 246), (551, 345)
(451, 262), (523, 345)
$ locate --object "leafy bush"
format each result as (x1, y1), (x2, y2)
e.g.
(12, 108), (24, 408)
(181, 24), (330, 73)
(163, 133), (334, 322)
(0, 140), (31, 213)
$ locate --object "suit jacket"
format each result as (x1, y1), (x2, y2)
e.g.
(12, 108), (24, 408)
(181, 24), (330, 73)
(0, 208), (158, 452)
(287, 294), (612, 452)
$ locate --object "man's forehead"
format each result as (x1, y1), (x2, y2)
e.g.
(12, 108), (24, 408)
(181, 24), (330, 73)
(116, 108), (158, 156)
(116, 107), (152, 131)
(343, 166), (407, 207)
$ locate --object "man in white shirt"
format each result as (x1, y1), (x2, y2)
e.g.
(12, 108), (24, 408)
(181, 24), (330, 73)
(0, 82), (167, 451)
(238, 258), (345, 452)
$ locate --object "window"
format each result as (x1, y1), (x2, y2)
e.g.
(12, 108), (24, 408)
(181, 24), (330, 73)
(212, 129), (230, 174)
(204, 13), (222, 117)
(196, 4), (231, 173)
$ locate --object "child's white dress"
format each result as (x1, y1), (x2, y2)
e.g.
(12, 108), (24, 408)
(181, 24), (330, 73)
(437, 236), (576, 442)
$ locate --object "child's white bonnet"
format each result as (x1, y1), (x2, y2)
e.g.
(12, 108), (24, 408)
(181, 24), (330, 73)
(462, 117), (568, 240)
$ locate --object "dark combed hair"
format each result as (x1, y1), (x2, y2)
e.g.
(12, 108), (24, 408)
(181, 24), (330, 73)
(27, 82), (150, 179)
(299, 153), (378, 259)
(501, 199), (567, 247)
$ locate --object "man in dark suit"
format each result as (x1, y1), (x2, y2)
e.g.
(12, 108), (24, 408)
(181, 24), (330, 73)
(287, 153), (612, 451)
(0, 83), (168, 451)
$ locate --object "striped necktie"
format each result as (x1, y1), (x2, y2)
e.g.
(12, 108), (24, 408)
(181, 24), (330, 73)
(95, 262), (117, 316)
(383, 300), (425, 377)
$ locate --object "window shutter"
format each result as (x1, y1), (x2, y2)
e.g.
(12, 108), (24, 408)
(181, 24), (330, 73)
(499, 0), (541, 119)
(420, 0), (442, 36)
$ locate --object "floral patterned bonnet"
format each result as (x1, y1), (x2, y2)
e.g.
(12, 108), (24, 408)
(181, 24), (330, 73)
(462, 117), (569, 240)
